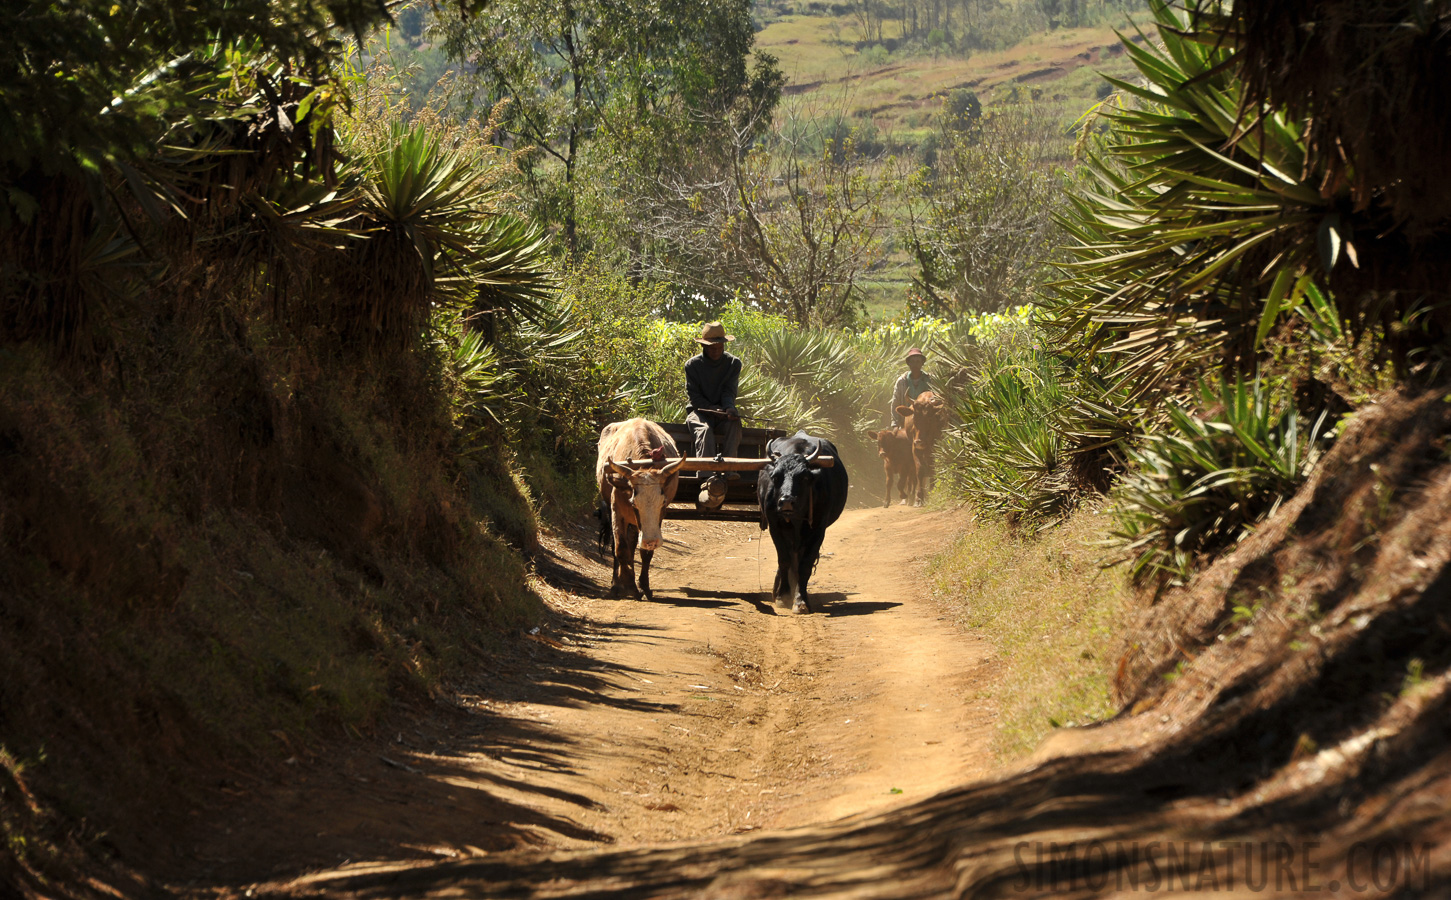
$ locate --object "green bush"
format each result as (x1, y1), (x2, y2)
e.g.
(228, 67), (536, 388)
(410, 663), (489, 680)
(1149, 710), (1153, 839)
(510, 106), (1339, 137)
(944, 350), (1071, 524)
(860, 44), (891, 68)
(1108, 375), (1331, 585)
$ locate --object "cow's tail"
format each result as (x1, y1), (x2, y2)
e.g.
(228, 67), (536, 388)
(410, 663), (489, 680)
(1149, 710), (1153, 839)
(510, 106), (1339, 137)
(596, 498), (612, 557)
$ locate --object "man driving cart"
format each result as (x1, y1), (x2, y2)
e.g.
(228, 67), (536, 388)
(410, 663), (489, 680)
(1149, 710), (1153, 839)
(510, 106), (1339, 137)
(685, 322), (742, 507)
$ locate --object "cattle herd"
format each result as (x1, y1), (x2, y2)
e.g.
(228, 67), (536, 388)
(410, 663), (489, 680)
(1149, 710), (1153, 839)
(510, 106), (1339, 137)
(595, 402), (943, 612)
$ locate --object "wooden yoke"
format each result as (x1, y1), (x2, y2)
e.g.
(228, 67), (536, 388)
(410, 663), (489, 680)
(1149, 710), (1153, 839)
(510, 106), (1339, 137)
(620, 456), (836, 472)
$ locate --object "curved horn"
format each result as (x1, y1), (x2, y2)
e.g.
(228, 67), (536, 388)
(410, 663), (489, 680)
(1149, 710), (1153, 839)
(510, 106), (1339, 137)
(804, 441), (822, 462)
(660, 455), (686, 476)
(607, 459), (633, 478)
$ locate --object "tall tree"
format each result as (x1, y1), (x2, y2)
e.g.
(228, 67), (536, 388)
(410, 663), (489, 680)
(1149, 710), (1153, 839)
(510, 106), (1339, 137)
(440, 0), (779, 259)
(642, 99), (896, 327)
(904, 101), (1067, 317)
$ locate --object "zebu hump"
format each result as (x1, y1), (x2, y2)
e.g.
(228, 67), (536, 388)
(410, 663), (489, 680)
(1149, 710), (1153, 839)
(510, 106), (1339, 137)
(595, 418), (680, 483)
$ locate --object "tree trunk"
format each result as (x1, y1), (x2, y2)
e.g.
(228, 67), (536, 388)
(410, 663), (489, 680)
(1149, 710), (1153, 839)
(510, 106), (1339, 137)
(563, 5), (582, 259)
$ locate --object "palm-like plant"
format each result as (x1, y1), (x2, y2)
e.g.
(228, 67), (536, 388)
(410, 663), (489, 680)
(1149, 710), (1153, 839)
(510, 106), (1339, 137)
(433, 323), (514, 458)
(343, 124), (553, 344)
(948, 350), (1073, 524)
(750, 328), (859, 416)
(1046, 0), (1331, 403)
(1108, 374), (1330, 584)
(737, 369), (830, 437)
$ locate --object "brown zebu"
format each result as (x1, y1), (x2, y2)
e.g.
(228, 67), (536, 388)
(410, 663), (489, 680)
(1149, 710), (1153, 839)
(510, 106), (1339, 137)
(868, 424), (916, 507)
(894, 390), (946, 507)
(597, 419), (684, 599)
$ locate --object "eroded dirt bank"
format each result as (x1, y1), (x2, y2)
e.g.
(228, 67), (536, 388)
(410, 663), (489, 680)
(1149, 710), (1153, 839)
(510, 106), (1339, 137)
(176, 506), (995, 894)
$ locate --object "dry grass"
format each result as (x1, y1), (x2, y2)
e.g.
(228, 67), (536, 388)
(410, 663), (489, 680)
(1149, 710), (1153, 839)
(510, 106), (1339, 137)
(756, 19), (1140, 133)
(926, 505), (1136, 759)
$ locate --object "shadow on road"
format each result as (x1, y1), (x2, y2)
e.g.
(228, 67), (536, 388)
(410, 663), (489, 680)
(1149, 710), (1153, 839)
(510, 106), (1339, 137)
(175, 606), (680, 888)
(651, 587), (743, 609)
(821, 596), (901, 617)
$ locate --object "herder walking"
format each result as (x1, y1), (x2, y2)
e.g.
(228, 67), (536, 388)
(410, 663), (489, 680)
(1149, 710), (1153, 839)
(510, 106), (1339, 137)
(890, 347), (934, 428)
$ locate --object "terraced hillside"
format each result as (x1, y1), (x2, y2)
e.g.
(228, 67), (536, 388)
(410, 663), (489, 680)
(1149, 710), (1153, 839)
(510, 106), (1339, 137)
(755, 17), (1144, 137)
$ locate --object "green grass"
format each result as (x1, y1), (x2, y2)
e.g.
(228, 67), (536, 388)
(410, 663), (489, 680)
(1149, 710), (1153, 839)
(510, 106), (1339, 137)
(857, 276), (914, 322)
(927, 506), (1136, 759)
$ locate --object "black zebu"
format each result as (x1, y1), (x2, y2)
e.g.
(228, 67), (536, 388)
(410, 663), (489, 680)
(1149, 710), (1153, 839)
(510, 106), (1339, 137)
(757, 432), (849, 614)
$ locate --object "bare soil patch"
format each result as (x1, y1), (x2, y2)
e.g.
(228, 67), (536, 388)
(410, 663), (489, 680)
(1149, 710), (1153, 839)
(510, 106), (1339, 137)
(170, 505), (994, 895)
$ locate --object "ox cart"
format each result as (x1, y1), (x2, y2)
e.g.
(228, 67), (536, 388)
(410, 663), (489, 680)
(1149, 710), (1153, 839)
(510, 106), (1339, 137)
(620, 422), (835, 522)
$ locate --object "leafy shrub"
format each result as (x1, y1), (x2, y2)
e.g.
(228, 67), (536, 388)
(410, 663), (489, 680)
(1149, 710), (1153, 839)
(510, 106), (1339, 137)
(860, 44), (891, 68)
(1108, 375), (1331, 585)
(557, 263), (688, 423)
(943, 345), (1073, 525)
(434, 320), (511, 450)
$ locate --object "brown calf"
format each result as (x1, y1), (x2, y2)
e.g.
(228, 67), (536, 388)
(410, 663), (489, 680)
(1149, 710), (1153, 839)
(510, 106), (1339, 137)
(868, 424), (916, 507)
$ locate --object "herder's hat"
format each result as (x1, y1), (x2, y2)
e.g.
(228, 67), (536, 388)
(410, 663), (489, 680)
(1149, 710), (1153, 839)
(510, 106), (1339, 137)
(904, 347), (927, 363)
(696, 322), (735, 345)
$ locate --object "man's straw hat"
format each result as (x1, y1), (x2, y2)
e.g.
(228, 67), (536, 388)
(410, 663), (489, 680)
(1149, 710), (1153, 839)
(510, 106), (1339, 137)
(903, 347), (927, 363)
(696, 322), (735, 345)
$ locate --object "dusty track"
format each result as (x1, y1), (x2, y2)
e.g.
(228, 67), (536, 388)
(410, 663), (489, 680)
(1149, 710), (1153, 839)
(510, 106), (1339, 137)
(178, 506), (994, 895)
(175, 393), (1451, 899)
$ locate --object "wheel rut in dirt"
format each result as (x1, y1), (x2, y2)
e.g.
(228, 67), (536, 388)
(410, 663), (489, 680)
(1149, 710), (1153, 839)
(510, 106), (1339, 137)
(181, 506), (995, 894)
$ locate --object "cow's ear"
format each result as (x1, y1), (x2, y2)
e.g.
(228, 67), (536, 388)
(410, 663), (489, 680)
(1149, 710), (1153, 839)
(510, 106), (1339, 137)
(895, 405), (913, 417)
(607, 474), (631, 490)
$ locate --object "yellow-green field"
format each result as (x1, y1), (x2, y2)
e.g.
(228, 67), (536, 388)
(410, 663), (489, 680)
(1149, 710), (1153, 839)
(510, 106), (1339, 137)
(757, 19), (1142, 134)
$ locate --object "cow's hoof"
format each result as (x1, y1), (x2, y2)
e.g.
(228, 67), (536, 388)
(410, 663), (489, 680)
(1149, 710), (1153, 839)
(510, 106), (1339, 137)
(913, 498), (924, 508)
(773, 595), (792, 610)
(792, 600), (811, 615)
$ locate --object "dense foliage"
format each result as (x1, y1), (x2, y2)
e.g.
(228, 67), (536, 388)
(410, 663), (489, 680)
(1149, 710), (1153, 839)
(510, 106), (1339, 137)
(920, 0), (1447, 581)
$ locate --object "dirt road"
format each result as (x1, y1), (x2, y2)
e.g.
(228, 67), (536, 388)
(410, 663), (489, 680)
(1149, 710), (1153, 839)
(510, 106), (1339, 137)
(183, 505), (995, 894)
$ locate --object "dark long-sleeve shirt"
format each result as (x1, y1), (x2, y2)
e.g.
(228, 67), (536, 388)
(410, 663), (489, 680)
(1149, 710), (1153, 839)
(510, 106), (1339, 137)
(685, 351), (741, 413)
